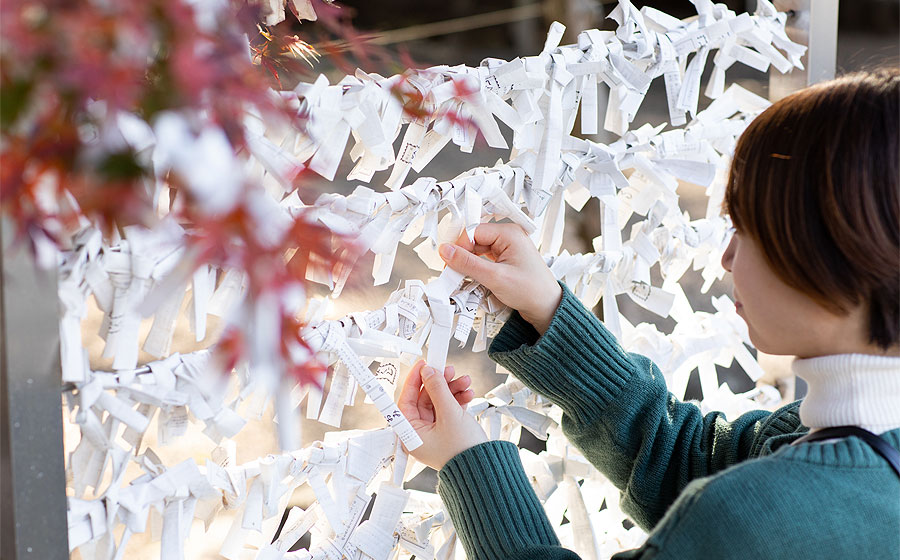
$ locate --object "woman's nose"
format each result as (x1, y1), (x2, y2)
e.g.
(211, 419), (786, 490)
(721, 233), (736, 272)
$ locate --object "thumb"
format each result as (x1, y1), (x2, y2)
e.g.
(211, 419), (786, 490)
(421, 366), (460, 417)
(439, 243), (497, 285)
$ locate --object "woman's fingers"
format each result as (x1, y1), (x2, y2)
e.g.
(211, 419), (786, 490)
(472, 244), (496, 257)
(447, 375), (471, 394)
(439, 243), (498, 284)
(401, 363), (472, 420)
(416, 385), (435, 423)
(398, 360), (426, 419)
(420, 366), (460, 416)
(471, 223), (517, 250)
(442, 224), (528, 279)
(419, 366), (451, 405)
(455, 388), (474, 406)
(453, 230), (495, 257)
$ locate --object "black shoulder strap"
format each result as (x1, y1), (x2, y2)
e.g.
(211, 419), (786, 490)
(793, 426), (900, 478)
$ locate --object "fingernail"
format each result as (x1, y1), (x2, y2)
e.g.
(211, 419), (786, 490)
(439, 244), (454, 259)
(422, 366), (436, 379)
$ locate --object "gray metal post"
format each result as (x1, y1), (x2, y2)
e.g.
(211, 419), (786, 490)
(770, 0), (840, 100)
(1, 217), (70, 559)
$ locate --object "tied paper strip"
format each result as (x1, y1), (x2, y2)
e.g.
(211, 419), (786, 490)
(424, 267), (466, 373)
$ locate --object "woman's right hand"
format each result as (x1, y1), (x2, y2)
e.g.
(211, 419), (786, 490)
(438, 223), (561, 334)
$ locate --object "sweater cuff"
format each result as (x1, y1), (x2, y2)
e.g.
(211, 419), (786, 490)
(488, 282), (637, 425)
(438, 441), (559, 559)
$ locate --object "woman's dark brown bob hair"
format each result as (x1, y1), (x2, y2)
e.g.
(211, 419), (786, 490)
(725, 68), (899, 350)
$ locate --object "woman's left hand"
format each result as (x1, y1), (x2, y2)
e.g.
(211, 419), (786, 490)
(398, 360), (487, 470)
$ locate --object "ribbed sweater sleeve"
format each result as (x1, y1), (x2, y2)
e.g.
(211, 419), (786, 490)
(437, 441), (578, 560)
(489, 283), (636, 425)
(488, 283), (781, 530)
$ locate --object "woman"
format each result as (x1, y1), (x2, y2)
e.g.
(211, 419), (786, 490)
(398, 69), (900, 559)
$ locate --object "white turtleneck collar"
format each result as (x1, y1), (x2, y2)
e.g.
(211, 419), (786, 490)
(793, 353), (900, 435)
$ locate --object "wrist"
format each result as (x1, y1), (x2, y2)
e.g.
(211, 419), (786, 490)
(521, 283), (562, 335)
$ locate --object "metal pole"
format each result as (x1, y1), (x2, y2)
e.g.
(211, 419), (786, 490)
(364, 4), (543, 46)
(770, 0), (840, 100)
(1, 217), (69, 559)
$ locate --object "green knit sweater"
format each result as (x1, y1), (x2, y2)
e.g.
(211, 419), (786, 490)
(437, 284), (900, 559)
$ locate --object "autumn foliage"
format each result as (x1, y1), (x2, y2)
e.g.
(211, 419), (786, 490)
(0, 0), (353, 385)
